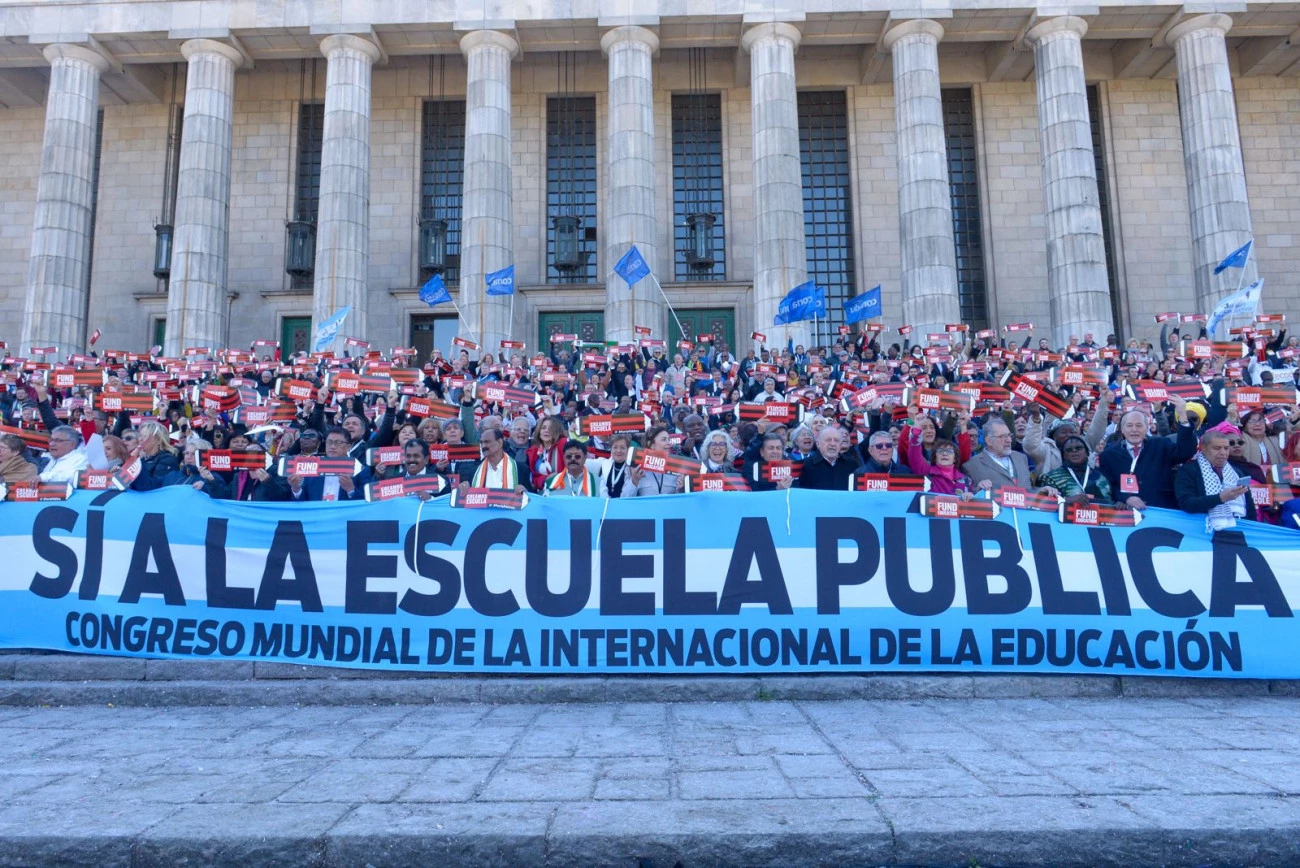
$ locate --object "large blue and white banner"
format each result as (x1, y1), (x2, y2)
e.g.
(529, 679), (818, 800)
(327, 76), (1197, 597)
(3, 489), (1297, 677)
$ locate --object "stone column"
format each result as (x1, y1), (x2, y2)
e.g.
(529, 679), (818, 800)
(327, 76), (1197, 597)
(164, 39), (243, 357)
(602, 26), (660, 344)
(459, 30), (518, 352)
(312, 35), (381, 344)
(1168, 13), (1255, 315)
(20, 44), (110, 355)
(1026, 16), (1113, 348)
(882, 19), (960, 339)
(741, 23), (812, 348)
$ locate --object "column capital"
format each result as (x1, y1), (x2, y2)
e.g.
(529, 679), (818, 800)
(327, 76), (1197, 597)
(41, 43), (111, 73)
(181, 38), (244, 66)
(1025, 15), (1089, 46)
(459, 29), (520, 59)
(320, 33), (382, 63)
(741, 22), (802, 55)
(600, 25), (659, 57)
(881, 18), (945, 53)
(1166, 13), (1233, 46)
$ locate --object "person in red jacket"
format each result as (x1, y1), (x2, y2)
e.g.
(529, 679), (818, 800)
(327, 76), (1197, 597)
(898, 406), (973, 471)
(525, 416), (567, 491)
(906, 431), (986, 498)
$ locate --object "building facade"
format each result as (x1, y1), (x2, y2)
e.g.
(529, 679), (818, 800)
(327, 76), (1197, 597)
(1, 1), (1296, 359)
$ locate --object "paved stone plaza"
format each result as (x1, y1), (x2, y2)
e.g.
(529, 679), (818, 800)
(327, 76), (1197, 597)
(1, 695), (1298, 866)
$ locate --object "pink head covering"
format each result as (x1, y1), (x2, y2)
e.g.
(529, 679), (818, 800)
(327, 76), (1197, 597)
(1208, 421), (1241, 437)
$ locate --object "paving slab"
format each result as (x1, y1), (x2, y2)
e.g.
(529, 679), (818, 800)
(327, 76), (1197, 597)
(0, 696), (1296, 866)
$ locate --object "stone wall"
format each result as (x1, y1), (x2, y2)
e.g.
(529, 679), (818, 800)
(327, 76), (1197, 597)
(0, 53), (1297, 352)
(1237, 76), (1300, 323)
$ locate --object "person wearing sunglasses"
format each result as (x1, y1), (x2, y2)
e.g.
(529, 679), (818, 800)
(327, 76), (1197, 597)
(1219, 424), (1269, 487)
(1040, 436), (1111, 506)
(856, 431), (907, 475)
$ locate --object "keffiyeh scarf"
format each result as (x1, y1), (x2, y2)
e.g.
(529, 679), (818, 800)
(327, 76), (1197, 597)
(1197, 453), (1245, 530)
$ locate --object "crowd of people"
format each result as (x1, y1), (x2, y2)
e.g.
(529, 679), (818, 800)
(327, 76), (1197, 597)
(3, 317), (1299, 534)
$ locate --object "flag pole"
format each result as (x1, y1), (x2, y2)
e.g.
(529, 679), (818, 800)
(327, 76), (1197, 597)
(450, 299), (480, 347)
(648, 271), (686, 344)
(1218, 239), (1253, 339)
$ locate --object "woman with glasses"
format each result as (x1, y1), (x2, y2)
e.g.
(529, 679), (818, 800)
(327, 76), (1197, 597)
(1219, 424), (1269, 486)
(698, 430), (740, 475)
(1237, 409), (1285, 471)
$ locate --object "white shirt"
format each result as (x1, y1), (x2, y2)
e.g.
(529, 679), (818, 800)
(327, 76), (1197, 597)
(483, 457), (505, 489)
(40, 449), (88, 483)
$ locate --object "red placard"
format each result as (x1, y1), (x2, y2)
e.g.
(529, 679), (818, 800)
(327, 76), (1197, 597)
(851, 473), (928, 493)
(276, 378), (316, 402)
(753, 460), (802, 483)
(737, 402), (803, 425)
(684, 473), (750, 492)
(452, 487), (528, 509)
(1058, 502), (1142, 527)
(631, 448), (699, 477)
(904, 387), (974, 415)
(11, 481), (73, 502)
(276, 456), (362, 478)
(995, 487), (1061, 512)
(577, 414), (648, 437)
(919, 495), (998, 520)
(202, 450), (271, 472)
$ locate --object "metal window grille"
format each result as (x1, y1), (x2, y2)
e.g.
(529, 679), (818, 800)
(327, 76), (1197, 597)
(291, 102), (324, 288)
(420, 99), (466, 284)
(672, 92), (726, 281)
(941, 88), (989, 331)
(797, 91), (856, 335)
(1087, 84), (1123, 341)
(546, 95), (597, 284)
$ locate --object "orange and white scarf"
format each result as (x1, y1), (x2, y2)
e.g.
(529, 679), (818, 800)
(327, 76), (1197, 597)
(472, 454), (519, 490)
(546, 469), (597, 496)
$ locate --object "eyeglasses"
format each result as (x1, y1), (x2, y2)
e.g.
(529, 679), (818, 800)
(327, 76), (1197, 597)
(870, 443), (892, 450)
(1228, 439), (1245, 446)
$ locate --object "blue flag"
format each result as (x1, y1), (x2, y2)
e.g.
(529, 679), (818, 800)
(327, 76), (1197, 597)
(1214, 240), (1253, 274)
(614, 245), (652, 287)
(1207, 278), (1264, 336)
(485, 264), (515, 296)
(419, 273), (452, 306)
(312, 306), (352, 353)
(774, 280), (826, 325)
(844, 285), (882, 324)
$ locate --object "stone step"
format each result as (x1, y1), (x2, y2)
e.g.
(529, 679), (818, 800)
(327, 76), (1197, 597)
(2, 698), (1299, 867)
(0, 653), (1294, 706)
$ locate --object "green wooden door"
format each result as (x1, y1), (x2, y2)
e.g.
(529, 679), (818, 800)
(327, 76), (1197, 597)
(539, 311), (604, 348)
(668, 308), (735, 353)
(151, 318), (166, 352)
(281, 316), (312, 357)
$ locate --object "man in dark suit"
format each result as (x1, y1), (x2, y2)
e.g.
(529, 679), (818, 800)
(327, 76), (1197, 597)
(1099, 395), (1197, 510)
(855, 431), (908, 474)
(286, 427), (372, 502)
(798, 427), (858, 490)
(1175, 428), (1256, 527)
